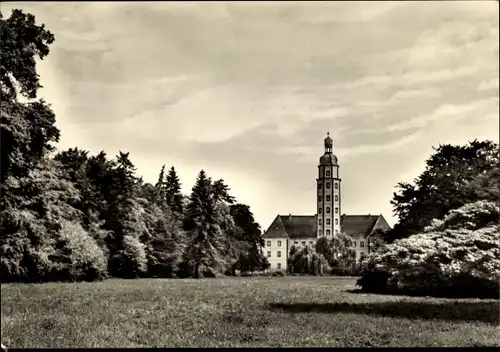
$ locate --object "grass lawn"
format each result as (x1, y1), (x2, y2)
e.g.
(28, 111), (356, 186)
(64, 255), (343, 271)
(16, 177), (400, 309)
(1, 276), (499, 347)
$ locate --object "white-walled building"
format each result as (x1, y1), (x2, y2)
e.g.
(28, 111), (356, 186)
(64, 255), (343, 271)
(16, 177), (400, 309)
(262, 133), (391, 271)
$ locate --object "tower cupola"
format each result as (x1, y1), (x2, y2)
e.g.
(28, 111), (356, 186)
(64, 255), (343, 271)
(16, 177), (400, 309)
(324, 132), (333, 151)
(319, 132), (338, 165)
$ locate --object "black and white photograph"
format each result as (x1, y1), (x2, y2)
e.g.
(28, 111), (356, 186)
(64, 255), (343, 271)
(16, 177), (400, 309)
(0, 0), (499, 348)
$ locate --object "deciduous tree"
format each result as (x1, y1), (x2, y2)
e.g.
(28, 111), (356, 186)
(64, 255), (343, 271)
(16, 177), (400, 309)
(388, 140), (499, 242)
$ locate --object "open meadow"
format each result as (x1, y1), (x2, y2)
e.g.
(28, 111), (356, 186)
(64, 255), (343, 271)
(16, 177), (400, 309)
(1, 276), (499, 348)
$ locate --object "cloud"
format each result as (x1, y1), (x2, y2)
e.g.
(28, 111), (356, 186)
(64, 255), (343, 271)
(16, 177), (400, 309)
(478, 78), (499, 92)
(1, 1), (498, 228)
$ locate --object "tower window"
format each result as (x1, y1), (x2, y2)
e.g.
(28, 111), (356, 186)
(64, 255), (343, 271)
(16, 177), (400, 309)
(326, 219), (330, 225)
(335, 195), (338, 201)
(335, 207), (338, 214)
(277, 241), (282, 247)
(326, 182), (331, 189)
(319, 208), (322, 214)
(360, 241), (365, 248)
(326, 195), (331, 202)
(318, 183), (322, 189)
(319, 196), (322, 202)
(326, 230), (331, 236)
(267, 251), (271, 257)
(277, 251), (282, 258)
(326, 170), (330, 177)
(335, 183), (338, 189)
(326, 207), (331, 213)
(335, 219), (338, 225)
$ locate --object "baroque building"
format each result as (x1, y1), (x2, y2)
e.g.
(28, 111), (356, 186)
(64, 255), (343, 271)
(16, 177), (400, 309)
(262, 133), (391, 271)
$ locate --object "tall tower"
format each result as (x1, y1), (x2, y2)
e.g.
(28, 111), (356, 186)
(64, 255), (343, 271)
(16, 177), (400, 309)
(317, 133), (341, 237)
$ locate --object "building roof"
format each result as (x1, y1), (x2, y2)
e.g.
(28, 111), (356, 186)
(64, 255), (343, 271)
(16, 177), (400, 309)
(262, 214), (388, 239)
(319, 153), (338, 165)
(341, 215), (381, 236)
(261, 216), (290, 239)
(281, 215), (318, 239)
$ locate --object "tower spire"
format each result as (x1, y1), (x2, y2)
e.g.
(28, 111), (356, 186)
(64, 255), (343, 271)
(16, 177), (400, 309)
(324, 132), (333, 153)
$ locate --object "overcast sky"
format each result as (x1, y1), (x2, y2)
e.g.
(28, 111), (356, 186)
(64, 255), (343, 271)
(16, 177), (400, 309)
(2, 1), (498, 229)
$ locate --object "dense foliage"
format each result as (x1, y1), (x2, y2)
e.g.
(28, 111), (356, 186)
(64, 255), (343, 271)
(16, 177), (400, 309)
(362, 137), (500, 298)
(0, 9), (268, 282)
(387, 140), (499, 242)
(315, 234), (358, 275)
(287, 245), (331, 276)
(357, 200), (500, 298)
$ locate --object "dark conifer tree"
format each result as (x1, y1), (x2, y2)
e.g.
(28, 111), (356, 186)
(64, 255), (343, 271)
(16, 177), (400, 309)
(182, 170), (227, 278)
(165, 166), (184, 215)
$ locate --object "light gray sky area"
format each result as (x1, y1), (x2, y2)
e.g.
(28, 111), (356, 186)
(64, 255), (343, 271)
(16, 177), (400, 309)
(2, 1), (498, 229)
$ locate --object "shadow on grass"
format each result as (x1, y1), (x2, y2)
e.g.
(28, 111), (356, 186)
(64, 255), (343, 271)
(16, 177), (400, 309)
(268, 300), (499, 324)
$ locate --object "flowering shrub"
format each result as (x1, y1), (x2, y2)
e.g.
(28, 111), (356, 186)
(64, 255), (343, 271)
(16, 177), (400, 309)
(425, 200), (499, 232)
(357, 201), (500, 298)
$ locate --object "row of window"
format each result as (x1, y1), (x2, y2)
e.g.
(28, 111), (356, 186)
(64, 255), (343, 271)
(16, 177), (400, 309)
(266, 240), (283, 247)
(318, 182), (339, 190)
(318, 195), (339, 202)
(318, 218), (339, 225)
(267, 251), (282, 258)
(294, 240), (314, 246)
(318, 229), (338, 236)
(318, 207), (338, 214)
(267, 241), (365, 258)
(266, 240), (314, 247)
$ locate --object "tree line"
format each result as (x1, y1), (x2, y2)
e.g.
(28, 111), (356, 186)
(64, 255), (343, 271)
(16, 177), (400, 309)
(1, 9), (498, 289)
(0, 9), (269, 283)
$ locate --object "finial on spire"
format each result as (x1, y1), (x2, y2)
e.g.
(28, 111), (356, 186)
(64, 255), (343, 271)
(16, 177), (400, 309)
(324, 132), (333, 152)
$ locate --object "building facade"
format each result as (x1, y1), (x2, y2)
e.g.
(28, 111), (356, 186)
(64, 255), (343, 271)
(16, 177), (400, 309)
(262, 133), (391, 271)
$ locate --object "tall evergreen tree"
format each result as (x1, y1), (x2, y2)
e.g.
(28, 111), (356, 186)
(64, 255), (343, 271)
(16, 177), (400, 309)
(182, 170), (227, 278)
(105, 152), (148, 278)
(165, 166), (183, 214)
(213, 178), (236, 204)
(154, 164), (167, 207)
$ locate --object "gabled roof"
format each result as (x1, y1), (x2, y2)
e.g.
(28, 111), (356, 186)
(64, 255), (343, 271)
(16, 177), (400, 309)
(341, 214), (381, 236)
(263, 214), (390, 239)
(262, 215), (290, 239)
(263, 215), (317, 239)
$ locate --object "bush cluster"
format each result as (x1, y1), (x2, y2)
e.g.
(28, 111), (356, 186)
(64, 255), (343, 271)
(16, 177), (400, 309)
(357, 201), (500, 298)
